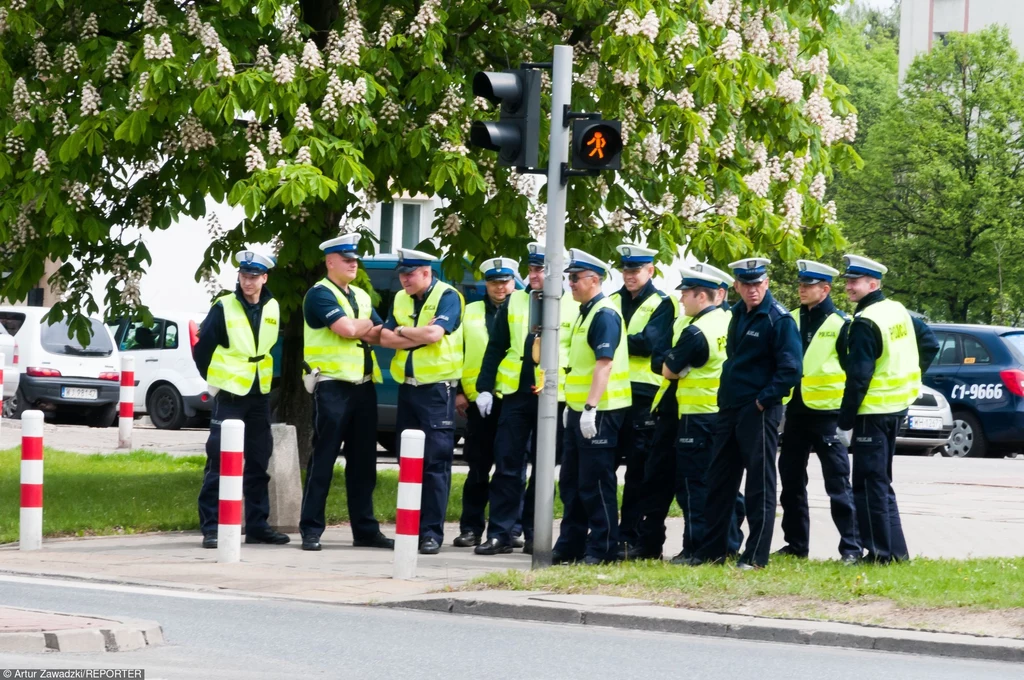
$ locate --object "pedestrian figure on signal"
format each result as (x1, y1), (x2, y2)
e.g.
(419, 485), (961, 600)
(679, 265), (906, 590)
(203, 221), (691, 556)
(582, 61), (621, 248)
(775, 260), (861, 564)
(193, 250), (289, 549)
(838, 255), (939, 564)
(298, 234), (394, 552)
(380, 248), (464, 555)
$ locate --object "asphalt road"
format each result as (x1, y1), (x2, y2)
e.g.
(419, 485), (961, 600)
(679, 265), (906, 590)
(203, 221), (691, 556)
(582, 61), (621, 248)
(0, 576), (1020, 680)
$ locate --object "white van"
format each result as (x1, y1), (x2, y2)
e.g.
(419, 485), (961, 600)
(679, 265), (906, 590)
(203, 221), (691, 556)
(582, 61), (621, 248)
(0, 324), (20, 404)
(0, 306), (120, 426)
(107, 310), (211, 429)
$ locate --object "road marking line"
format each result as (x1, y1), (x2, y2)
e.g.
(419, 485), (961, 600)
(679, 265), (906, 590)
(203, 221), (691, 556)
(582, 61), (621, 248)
(0, 574), (252, 600)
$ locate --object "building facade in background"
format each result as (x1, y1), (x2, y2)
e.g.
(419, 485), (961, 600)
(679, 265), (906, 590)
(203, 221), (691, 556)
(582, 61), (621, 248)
(899, 0), (1024, 79)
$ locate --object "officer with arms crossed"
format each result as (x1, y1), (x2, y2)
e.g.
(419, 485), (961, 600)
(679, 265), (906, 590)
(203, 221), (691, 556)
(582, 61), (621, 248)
(380, 248), (464, 555)
(838, 255), (938, 564)
(776, 260), (860, 563)
(608, 244), (675, 556)
(474, 243), (575, 555)
(452, 257), (517, 548)
(686, 257), (801, 569)
(194, 250), (289, 549)
(553, 249), (632, 565)
(298, 234), (394, 552)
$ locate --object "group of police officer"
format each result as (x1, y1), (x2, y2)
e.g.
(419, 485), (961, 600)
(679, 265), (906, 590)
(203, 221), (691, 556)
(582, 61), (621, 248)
(192, 236), (939, 567)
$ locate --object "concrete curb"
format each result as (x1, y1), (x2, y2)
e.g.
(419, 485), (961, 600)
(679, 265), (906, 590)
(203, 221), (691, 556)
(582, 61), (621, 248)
(0, 608), (164, 654)
(380, 592), (1024, 664)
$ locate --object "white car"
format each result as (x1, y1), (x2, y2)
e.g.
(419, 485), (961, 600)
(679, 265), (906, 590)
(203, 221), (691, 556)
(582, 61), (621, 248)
(107, 310), (211, 429)
(0, 306), (121, 426)
(0, 324), (20, 403)
(895, 384), (955, 455)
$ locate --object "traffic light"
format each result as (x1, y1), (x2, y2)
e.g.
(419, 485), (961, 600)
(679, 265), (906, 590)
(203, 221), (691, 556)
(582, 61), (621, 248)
(571, 120), (622, 171)
(469, 69), (541, 168)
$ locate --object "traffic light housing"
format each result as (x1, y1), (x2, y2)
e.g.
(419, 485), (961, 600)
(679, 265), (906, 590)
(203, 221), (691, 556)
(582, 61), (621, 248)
(469, 69), (541, 168)
(571, 120), (623, 171)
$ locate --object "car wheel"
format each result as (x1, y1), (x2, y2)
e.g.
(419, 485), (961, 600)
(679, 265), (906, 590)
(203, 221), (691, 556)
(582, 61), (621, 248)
(148, 383), (186, 430)
(3, 387), (28, 419)
(89, 403), (118, 428)
(943, 412), (987, 458)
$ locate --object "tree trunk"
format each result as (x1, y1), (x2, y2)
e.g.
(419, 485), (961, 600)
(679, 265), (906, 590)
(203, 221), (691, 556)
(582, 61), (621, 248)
(277, 267), (322, 470)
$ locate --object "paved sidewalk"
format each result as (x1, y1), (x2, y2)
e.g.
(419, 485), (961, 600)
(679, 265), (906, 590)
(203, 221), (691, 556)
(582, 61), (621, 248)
(0, 606), (163, 653)
(0, 419), (209, 456)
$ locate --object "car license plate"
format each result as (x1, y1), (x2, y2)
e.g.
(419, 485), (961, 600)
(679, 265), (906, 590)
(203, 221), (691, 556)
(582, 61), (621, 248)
(909, 416), (942, 431)
(62, 387), (98, 400)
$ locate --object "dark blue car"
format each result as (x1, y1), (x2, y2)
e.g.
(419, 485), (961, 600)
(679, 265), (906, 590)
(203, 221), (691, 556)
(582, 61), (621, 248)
(925, 324), (1024, 457)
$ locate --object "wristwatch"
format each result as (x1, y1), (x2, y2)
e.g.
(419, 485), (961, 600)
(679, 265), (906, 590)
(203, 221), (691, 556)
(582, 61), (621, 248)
(396, 326), (404, 337)
(584, 403), (596, 412)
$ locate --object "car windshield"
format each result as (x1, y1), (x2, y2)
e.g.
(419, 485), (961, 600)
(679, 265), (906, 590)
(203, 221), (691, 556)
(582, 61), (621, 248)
(1000, 332), (1024, 364)
(41, 317), (114, 357)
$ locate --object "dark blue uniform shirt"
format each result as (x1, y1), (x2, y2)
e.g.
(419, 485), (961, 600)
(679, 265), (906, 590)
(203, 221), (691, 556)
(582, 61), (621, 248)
(718, 289), (802, 410)
(837, 290), (940, 430)
(193, 285), (275, 396)
(574, 292), (621, 360)
(787, 295), (850, 417)
(303, 280), (383, 377)
(384, 277), (462, 380)
(614, 280), (675, 398)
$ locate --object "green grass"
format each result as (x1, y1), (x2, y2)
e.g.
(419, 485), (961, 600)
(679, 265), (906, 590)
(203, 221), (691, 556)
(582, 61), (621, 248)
(472, 556), (1024, 611)
(0, 448), (601, 543)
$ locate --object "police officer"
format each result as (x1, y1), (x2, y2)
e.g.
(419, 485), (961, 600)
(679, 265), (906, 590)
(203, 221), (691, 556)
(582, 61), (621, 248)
(609, 244), (675, 555)
(474, 243), (575, 555)
(452, 257), (517, 548)
(194, 250), (289, 548)
(298, 234), (394, 552)
(553, 249), (632, 565)
(687, 257), (801, 569)
(838, 255), (939, 564)
(691, 262), (735, 312)
(776, 260), (860, 563)
(380, 248), (464, 555)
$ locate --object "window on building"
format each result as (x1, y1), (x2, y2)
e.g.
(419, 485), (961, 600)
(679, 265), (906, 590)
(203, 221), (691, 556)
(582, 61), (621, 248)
(401, 203), (421, 249)
(379, 203), (394, 254)
(376, 201), (425, 254)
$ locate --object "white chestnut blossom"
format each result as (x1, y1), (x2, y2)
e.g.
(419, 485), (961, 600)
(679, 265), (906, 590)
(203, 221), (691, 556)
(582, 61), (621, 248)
(613, 69), (639, 88)
(322, 73), (343, 122)
(809, 173), (827, 201)
(267, 128), (283, 155)
(683, 21), (700, 47)
(441, 213), (462, 236)
(245, 120), (264, 143)
(774, 69), (803, 104)
(11, 78), (32, 122)
(704, 0), (731, 29)
(339, 76), (368, 107)
(294, 103), (314, 132)
(665, 35), (686, 62)
(744, 167), (771, 198)
(781, 188), (804, 230)
(216, 45), (234, 79)
(715, 30), (742, 62)
(53, 107), (71, 136)
(842, 114), (858, 142)
(32, 42), (52, 72)
(128, 72), (150, 111)
(105, 42), (130, 79)
(379, 99), (401, 125)
(805, 85), (832, 126)
(409, 0), (440, 40)
(666, 88), (694, 110)
(823, 200), (838, 224)
(613, 9), (641, 37)
(642, 133), (664, 165)
(717, 130), (736, 159)
(716, 192), (739, 218)
(800, 50), (830, 78)
(32, 149), (50, 173)
(273, 54), (296, 85)
(10, 0), (25, 10)
(576, 61), (599, 89)
(64, 180), (88, 211)
(82, 14), (99, 41)
(784, 151), (809, 183)
(142, 1), (167, 28)
(338, 15), (366, 66)
(180, 114), (216, 153)
(245, 144), (267, 173)
(143, 34), (175, 61)
(0, 9), (8, 35)
(120, 272), (143, 307)
(679, 195), (702, 221)
(255, 45), (274, 70)
(300, 40), (324, 70)
(80, 82), (102, 117)
(681, 142), (700, 175)
(751, 142), (768, 167)
(295, 145), (312, 165)
(606, 210), (630, 232)
(639, 10), (659, 40)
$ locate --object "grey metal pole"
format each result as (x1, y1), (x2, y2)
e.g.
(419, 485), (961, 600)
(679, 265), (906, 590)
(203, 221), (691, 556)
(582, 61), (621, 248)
(533, 44), (572, 569)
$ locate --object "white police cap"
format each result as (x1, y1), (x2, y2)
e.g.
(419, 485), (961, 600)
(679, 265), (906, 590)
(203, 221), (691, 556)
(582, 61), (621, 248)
(235, 250), (276, 274)
(693, 262), (734, 288)
(320, 233), (362, 259)
(676, 266), (726, 291)
(796, 259), (840, 283)
(728, 257), (771, 283)
(841, 254), (888, 280)
(480, 257), (518, 281)
(564, 248), (610, 277)
(616, 243), (657, 269)
(527, 242), (546, 264)
(395, 247), (438, 273)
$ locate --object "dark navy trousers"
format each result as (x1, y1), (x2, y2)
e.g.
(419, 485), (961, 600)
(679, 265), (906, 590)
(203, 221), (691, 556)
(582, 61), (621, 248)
(198, 391), (273, 535)
(851, 413), (908, 563)
(458, 400), (501, 536)
(395, 382), (456, 543)
(779, 413), (861, 557)
(635, 391), (679, 554)
(617, 393), (656, 546)
(299, 380), (380, 541)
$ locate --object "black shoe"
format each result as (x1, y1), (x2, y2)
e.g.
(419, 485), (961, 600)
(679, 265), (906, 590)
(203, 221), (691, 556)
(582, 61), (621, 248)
(419, 538), (440, 555)
(302, 535), (322, 551)
(735, 560), (763, 571)
(354, 531), (395, 550)
(551, 549), (581, 565)
(244, 529), (291, 545)
(618, 542), (662, 561)
(202, 534), (217, 549)
(669, 551), (694, 565)
(511, 534), (526, 549)
(773, 545), (808, 559)
(840, 553), (861, 566)
(522, 540), (533, 555)
(453, 531), (481, 547)
(583, 555), (612, 566)
(474, 538), (513, 555)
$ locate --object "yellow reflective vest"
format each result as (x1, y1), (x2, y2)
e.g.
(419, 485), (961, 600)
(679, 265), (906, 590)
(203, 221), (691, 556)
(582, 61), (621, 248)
(495, 289), (577, 400)
(793, 310), (846, 411)
(303, 279), (382, 384)
(460, 300), (489, 400)
(390, 281), (464, 385)
(856, 299), (922, 415)
(609, 289), (675, 389)
(564, 297), (631, 411)
(207, 294), (279, 396)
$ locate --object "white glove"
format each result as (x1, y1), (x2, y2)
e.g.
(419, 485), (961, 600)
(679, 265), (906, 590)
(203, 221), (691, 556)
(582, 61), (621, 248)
(302, 367), (321, 394)
(562, 406), (569, 429)
(206, 384), (220, 398)
(677, 366), (691, 380)
(580, 407), (598, 439)
(475, 391), (494, 418)
(836, 428), (853, 448)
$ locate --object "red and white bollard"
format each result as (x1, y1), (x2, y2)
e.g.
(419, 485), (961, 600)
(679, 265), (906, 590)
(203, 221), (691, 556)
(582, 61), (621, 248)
(118, 355), (134, 449)
(393, 429), (425, 580)
(20, 410), (44, 551)
(218, 419), (245, 563)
